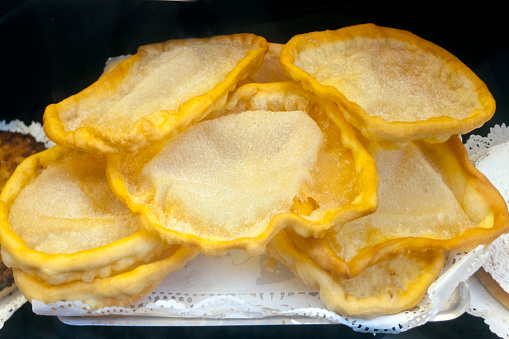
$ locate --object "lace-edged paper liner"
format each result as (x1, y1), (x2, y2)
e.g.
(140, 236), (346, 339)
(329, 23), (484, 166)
(33, 246), (485, 334)
(0, 120), (51, 329)
(465, 123), (509, 338)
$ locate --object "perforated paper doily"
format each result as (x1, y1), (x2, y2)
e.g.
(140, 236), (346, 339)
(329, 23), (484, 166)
(465, 124), (509, 338)
(32, 246), (486, 334)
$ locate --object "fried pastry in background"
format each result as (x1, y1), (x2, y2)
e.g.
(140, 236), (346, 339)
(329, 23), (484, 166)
(288, 136), (509, 279)
(280, 24), (496, 146)
(0, 145), (179, 285)
(106, 82), (378, 256)
(268, 230), (445, 318)
(43, 34), (268, 154)
(0, 131), (46, 192)
(0, 130), (46, 300)
(13, 245), (198, 310)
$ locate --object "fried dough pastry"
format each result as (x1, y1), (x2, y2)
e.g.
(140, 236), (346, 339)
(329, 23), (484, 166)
(0, 146), (176, 285)
(0, 131), (45, 192)
(43, 34), (268, 154)
(13, 245), (198, 311)
(288, 136), (509, 278)
(268, 230), (445, 318)
(107, 82), (377, 256)
(0, 130), (46, 299)
(280, 24), (496, 145)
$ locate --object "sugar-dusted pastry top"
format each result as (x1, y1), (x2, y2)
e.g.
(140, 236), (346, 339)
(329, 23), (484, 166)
(294, 36), (482, 123)
(107, 81), (378, 256)
(44, 34), (268, 154)
(280, 24), (496, 145)
(8, 153), (140, 254)
(142, 109), (324, 239)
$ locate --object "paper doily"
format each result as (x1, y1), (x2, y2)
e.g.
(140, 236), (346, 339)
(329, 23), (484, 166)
(35, 246), (485, 334)
(464, 123), (509, 163)
(466, 123), (509, 338)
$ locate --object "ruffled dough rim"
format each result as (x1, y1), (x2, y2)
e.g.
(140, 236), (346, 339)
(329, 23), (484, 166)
(0, 146), (172, 285)
(280, 23), (496, 146)
(13, 245), (198, 311)
(106, 82), (378, 256)
(268, 230), (445, 318)
(43, 34), (269, 154)
(291, 136), (509, 278)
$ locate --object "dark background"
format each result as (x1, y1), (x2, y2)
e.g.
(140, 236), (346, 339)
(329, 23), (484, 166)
(0, 0), (508, 338)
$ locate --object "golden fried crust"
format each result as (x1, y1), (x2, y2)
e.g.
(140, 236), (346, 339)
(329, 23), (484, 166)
(13, 246), (198, 310)
(0, 131), (45, 298)
(269, 230), (445, 318)
(43, 34), (269, 154)
(280, 23), (496, 146)
(0, 146), (176, 285)
(291, 136), (509, 279)
(106, 82), (378, 256)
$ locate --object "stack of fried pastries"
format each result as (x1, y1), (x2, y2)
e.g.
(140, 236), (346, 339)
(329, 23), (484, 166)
(0, 26), (507, 319)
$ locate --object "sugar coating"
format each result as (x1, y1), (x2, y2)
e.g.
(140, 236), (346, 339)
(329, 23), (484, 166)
(65, 42), (250, 132)
(335, 143), (475, 261)
(296, 37), (482, 122)
(142, 110), (325, 239)
(9, 157), (141, 254)
(340, 252), (432, 298)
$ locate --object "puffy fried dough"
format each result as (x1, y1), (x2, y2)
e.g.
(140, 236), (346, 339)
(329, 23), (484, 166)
(280, 24), (496, 145)
(13, 245), (198, 311)
(0, 146), (174, 284)
(268, 230), (445, 318)
(44, 34), (268, 154)
(107, 82), (377, 256)
(290, 136), (509, 278)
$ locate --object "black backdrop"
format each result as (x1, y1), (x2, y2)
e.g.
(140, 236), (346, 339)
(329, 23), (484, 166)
(0, 1), (508, 338)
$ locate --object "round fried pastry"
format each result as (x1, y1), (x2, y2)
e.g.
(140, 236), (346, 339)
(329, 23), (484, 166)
(107, 82), (378, 256)
(290, 136), (509, 278)
(0, 131), (46, 192)
(268, 230), (445, 318)
(43, 34), (268, 154)
(280, 24), (496, 145)
(13, 245), (198, 311)
(0, 146), (173, 285)
(0, 130), (46, 298)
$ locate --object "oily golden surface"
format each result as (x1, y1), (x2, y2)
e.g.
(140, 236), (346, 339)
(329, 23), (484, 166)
(107, 82), (377, 256)
(13, 245), (198, 311)
(44, 34), (268, 154)
(290, 136), (509, 278)
(268, 230), (445, 318)
(280, 24), (496, 145)
(0, 146), (175, 285)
